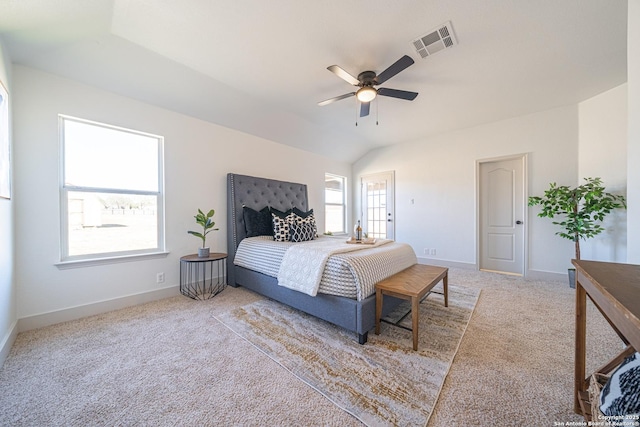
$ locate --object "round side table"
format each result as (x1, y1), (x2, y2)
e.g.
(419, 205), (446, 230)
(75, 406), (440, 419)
(179, 253), (227, 300)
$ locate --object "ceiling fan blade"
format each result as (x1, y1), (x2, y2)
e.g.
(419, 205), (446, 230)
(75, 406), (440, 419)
(377, 87), (419, 101)
(317, 92), (356, 106)
(360, 102), (370, 117)
(327, 65), (360, 86)
(374, 55), (415, 85)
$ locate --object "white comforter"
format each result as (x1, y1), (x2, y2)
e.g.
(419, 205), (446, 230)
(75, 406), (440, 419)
(277, 238), (392, 296)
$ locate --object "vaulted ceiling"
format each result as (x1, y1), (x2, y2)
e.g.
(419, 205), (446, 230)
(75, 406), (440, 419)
(0, 0), (628, 162)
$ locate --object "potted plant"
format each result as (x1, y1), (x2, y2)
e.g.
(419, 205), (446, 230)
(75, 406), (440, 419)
(188, 208), (219, 257)
(528, 177), (626, 287)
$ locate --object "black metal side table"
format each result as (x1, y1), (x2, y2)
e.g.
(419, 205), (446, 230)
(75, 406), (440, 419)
(179, 253), (227, 300)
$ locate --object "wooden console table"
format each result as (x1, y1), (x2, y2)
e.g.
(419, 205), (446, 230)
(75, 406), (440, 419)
(572, 260), (640, 419)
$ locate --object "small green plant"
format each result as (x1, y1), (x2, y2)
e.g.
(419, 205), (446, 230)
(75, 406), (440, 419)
(528, 177), (626, 260)
(188, 209), (219, 248)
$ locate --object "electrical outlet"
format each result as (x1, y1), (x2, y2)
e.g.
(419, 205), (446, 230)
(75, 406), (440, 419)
(156, 272), (165, 284)
(430, 249), (437, 256)
(424, 248), (429, 255)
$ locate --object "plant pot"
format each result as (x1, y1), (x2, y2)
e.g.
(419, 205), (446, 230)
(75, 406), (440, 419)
(568, 268), (576, 289)
(198, 247), (210, 258)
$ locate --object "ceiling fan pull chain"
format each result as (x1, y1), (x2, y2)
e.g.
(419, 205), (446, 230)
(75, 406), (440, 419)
(355, 99), (359, 126)
(376, 97), (379, 125)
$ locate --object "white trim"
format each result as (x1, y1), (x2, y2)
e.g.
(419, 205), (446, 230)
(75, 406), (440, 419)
(0, 320), (18, 368)
(416, 256), (476, 270)
(360, 170), (395, 240)
(55, 250), (170, 269)
(525, 269), (569, 283)
(324, 173), (347, 234)
(17, 285), (180, 333)
(475, 153), (529, 276)
(59, 115), (166, 262)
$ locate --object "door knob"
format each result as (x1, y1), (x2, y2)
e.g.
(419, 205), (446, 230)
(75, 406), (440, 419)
(516, 220), (523, 225)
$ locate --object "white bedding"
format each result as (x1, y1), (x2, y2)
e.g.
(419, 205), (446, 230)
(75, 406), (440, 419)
(233, 236), (417, 301)
(277, 237), (392, 296)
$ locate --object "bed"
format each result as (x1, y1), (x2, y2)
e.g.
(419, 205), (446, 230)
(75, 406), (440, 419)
(226, 173), (415, 344)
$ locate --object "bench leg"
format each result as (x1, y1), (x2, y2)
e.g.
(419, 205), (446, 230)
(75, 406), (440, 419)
(443, 273), (449, 307)
(412, 296), (419, 351)
(375, 288), (382, 335)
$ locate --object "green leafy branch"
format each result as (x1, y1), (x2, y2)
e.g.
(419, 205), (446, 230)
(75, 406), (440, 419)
(528, 177), (626, 260)
(187, 209), (219, 248)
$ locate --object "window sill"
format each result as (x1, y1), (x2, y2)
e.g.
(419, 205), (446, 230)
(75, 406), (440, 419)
(55, 251), (170, 270)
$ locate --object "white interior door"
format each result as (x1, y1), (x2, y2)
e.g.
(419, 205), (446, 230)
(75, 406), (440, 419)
(361, 171), (395, 240)
(479, 157), (526, 275)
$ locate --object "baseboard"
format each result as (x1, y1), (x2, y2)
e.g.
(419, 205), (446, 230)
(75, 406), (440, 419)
(18, 285), (181, 333)
(416, 257), (477, 270)
(525, 269), (569, 283)
(416, 258), (569, 284)
(0, 320), (18, 369)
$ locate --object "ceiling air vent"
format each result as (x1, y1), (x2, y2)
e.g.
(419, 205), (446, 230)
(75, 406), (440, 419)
(412, 21), (457, 59)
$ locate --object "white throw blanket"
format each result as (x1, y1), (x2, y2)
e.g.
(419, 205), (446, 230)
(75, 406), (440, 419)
(277, 238), (391, 296)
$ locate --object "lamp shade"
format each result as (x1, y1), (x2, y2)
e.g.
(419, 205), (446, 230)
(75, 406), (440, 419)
(356, 87), (377, 103)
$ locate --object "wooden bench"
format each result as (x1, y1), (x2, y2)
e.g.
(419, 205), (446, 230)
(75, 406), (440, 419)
(375, 264), (448, 351)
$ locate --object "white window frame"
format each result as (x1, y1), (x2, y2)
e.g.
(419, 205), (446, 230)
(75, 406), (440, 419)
(58, 115), (166, 266)
(324, 173), (347, 235)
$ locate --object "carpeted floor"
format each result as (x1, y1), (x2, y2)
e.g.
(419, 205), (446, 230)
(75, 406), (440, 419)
(0, 268), (623, 426)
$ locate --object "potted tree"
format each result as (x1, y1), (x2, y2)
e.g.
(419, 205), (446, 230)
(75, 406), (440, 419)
(188, 208), (219, 257)
(528, 177), (626, 287)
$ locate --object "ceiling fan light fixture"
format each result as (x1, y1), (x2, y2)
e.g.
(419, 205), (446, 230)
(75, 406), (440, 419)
(356, 86), (377, 103)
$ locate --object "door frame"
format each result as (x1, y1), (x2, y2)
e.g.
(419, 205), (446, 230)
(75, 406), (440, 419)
(476, 153), (529, 276)
(360, 171), (395, 240)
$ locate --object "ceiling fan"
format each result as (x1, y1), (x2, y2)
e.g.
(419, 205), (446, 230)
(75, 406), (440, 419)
(318, 55), (419, 117)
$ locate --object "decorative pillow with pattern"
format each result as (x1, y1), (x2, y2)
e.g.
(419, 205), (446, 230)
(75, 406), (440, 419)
(271, 208), (295, 242)
(289, 222), (316, 242)
(293, 208), (317, 237)
(600, 351), (640, 416)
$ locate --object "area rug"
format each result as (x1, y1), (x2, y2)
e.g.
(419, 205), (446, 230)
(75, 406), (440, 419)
(215, 284), (480, 427)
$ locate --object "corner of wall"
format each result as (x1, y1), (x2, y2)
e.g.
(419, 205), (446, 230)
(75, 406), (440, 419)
(0, 321), (18, 367)
(0, 37), (17, 368)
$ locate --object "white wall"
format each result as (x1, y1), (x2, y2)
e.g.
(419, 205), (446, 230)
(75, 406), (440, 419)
(578, 84), (628, 262)
(0, 37), (16, 365)
(13, 66), (350, 326)
(353, 105), (580, 277)
(628, 0), (640, 263)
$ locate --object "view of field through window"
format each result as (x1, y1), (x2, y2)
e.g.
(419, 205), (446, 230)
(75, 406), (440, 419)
(67, 192), (158, 256)
(62, 117), (163, 260)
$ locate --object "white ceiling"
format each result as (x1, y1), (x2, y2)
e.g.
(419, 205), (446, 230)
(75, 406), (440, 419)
(0, 0), (628, 162)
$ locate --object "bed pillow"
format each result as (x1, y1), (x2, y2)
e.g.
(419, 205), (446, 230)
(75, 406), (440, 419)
(600, 351), (640, 417)
(293, 207), (313, 218)
(292, 208), (317, 237)
(271, 208), (294, 242)
(289, 222), (316, 242)
(243, 206), (273, 237)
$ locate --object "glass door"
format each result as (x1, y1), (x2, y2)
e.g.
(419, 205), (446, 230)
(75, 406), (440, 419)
(361, 171), (395, 240)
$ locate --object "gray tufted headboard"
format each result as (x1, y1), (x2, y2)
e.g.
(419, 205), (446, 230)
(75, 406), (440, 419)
(226, 173), (309, 285)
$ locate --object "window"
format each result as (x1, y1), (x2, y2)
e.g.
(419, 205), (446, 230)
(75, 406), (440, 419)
(60, 116), (165, 263)
(324, 173), (346, 234)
